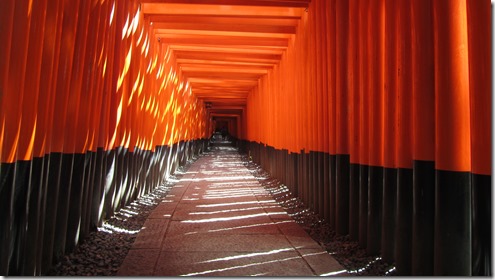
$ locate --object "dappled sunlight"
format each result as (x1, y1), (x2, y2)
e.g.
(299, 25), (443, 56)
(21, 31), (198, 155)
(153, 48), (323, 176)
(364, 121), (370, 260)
(181, 255), (303, 276)
(189, 205), (281, 216)
(183, 220), (292, 235)
(207, 181), (260, 188)
(201, 167), (246, 173)
(199, 193), (261, 200)
(195, 200), (273, 208)
(98, 223), (140, 235)
(123, 144), (348, 276)
(181, 212), (287, 223)
(179, 175), (254, 182)
(320, 269), (348, 276)
(385, 267), (396, 275)
(347, 256), (382, 274)
(200, 248), (294, 263)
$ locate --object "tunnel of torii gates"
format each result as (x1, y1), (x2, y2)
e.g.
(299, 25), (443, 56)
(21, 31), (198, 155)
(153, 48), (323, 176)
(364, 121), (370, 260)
(0, 0), (491, 276)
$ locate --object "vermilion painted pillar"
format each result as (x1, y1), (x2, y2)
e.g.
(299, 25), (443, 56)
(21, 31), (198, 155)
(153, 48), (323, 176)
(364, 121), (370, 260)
(381, 0), (397, 264)
(335, 0), (350, 236)
(433, 0), (472, 275)
(63, 0), (91, 257)
(91, 0), (114, 232)
(326, 0), (337, 230)
(347, 0), (360, 242)
(315, 0), (326, 218)
(308, 1), (317, 214)
(0, 0), (15, 164)
(357, 0), (369, 249)
(395, 0), (413, 274)
(40, 0), (65, 273)
(79, 0), (105, 244)
(0, 11), (15, 269)
(18, 0), (49, 274)
(51, 0), (83, 263)
(33, 0), (59, 273)
(318, 0), (330, 226)
(2, 0), (32, 274)
(466, 0), (491, 275)
(366, 0), (384, 256)
(411, 0), (435, 275)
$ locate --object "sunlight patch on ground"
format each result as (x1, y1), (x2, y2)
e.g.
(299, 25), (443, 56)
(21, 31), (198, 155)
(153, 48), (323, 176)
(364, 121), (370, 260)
(189, 205), (280, 216)
(181, 212), (287, 223)
(346, 257), (382, 274)
(195, 201), (265, 208)
(319, 269), (348, 276)
(385, 266), (396, 275)
(180, 175), (254, 182)
(181, 255), (302, 276)
(200, 248), (294, 263)
(183, 220), (292, 235)
(98, 223), (141, 235)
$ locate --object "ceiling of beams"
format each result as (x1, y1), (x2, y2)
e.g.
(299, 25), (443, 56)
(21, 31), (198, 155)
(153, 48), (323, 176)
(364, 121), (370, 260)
(141, 0), (309, 110)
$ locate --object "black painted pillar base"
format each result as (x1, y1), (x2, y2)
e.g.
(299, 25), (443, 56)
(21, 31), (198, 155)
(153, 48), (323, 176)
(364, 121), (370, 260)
(412, 160), (435, 275)
(336, 155), (350, 235)
(0, 162), (15, 275)
(90, 148), (105, 229)
(317, 152), (325, 217)
(103, 149), (116, 221)
(323, 154), (330, 223)
(471, 173), (491, 276)
(36, 155), (51, 275)
(329, 155), (336, 230)
(358, 164), (368, 248)
(23, 157), (44, 275)
(395, 168), (413, 275)
(53, 154), (75, 263)
(65, 153), (88, 254)
(434, 170), (471, 276)
(10, 160), (32, 275)
(381, 167), (397, 263)
(367, 166), (383, 255)
(308, 151), (318, 212)
(349, 163), (360, 241)
(41, 152), (62, 274)
(291, 153), (299, 198)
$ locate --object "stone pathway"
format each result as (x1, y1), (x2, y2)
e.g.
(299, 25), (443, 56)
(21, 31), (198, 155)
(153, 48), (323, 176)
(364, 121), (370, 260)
(117, 145), (347, 276)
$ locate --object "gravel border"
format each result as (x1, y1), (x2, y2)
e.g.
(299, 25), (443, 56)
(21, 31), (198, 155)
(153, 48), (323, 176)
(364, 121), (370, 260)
(47, 147), (396, 276)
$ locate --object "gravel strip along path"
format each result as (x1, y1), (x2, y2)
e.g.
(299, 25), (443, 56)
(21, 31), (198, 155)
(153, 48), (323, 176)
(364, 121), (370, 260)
(47, 147), (396, 276)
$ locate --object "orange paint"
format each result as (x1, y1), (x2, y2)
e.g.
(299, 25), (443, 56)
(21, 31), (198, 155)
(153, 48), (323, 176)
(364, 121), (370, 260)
(335, 0), (349, 155)
(411, 0), (435, 162)
(327, 0), (336, 155)
(0, 0), (15, 163)
(382, 0), (397, 168)
(368, 0), (384, 167)
(358, 0), (369, 166)
(0, 0), (488, 177)
(3, 0), (32, 162)
(434, 0), (471, 172)
(348, 0), (359, 164)
(396, 0), (413, 169)
(467, 0), (491, 175)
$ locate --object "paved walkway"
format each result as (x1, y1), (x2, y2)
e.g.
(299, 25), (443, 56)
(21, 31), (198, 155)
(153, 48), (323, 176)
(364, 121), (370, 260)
(117, 145), (347, 276)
